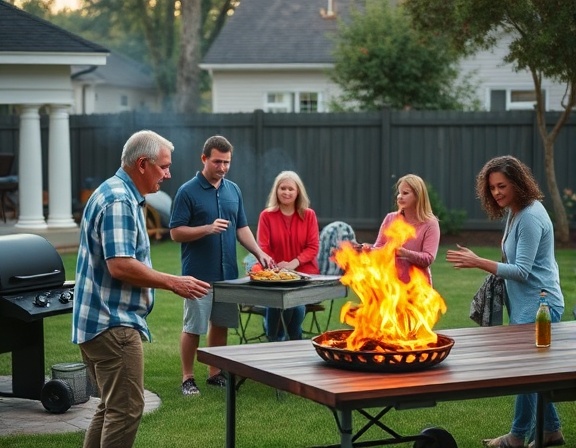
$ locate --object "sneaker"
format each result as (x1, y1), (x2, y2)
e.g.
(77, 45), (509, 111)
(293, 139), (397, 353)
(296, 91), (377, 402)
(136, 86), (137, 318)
(181, 378), (200, 396)
(206, 372), (227, 388)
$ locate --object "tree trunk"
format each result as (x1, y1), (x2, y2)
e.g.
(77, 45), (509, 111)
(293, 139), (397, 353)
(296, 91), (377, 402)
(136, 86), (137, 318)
(542, 137), (570, 243)
(176, 0), (202, 113)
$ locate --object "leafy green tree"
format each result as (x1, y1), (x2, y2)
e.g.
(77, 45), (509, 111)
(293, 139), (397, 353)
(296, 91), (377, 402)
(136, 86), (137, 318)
(330, 0), (479, 111)
(19, 0), (235, 113)
(404, 0), (576, 243)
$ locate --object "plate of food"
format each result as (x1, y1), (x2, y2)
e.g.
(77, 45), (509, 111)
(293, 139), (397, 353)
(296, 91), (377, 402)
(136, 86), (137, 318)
(248, 268), (311, 286)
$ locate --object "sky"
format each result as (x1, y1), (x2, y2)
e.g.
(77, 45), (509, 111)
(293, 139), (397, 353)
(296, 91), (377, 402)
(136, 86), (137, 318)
(51, 0), (81, 11)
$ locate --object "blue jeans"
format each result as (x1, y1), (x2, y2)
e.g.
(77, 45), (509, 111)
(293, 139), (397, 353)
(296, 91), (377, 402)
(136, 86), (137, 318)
(265, 306), (306, 341)
(511, 394), (561, 441)
(511, 306), (563, 441)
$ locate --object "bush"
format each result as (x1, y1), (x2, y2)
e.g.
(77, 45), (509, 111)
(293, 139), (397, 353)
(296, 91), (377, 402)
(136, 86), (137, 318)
(427, 183), (467, 235)
(562, 187), (576, 222)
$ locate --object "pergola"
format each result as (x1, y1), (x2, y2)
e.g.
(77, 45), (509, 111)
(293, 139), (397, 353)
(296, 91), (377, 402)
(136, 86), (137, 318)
(0, 2), (108, 229)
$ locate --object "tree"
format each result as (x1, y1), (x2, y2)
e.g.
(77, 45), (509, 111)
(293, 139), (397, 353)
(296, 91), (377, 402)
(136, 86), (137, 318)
(176, 0), (236, 113)
(329, 0), (479, 111)
(404, 0), (576, 243)
(25, 0), (236, 113)
(176, 0), (202, 114)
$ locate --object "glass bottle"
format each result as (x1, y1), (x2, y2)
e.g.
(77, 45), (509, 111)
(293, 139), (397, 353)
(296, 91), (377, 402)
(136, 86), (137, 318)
(535, 290), (551, 348)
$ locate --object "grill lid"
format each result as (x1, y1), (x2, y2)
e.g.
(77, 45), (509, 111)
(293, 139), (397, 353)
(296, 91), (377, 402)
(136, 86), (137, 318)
(0, 234), (66, 294)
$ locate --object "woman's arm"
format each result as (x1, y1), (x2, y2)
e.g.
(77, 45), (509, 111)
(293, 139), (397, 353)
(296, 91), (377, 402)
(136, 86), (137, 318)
(398, 219), (440, 268)
(293, 210), (320, 266)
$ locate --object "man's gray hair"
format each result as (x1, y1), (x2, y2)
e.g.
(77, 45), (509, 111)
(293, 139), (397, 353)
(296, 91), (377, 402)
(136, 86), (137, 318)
(121, 130), (174, 168)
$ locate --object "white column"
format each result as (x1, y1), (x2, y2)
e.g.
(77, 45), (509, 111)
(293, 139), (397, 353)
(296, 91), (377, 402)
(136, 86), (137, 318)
(15, 105), (47, 229)
(47, 105), (77, 228)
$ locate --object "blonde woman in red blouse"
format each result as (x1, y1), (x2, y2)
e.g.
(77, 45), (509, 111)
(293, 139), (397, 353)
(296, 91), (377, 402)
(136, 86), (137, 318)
(257, 171), (320, 341)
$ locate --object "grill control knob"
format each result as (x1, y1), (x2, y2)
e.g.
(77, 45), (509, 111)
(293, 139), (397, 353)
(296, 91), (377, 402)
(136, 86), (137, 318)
(59, 291), (73, 303)
(34, 294), (49, 307)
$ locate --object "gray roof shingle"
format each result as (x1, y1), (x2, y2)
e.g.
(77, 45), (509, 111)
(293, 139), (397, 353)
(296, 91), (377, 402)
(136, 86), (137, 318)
(0, 0), (108, 54)
(72, 51), (155, 89)
(203, 0), (354, 65)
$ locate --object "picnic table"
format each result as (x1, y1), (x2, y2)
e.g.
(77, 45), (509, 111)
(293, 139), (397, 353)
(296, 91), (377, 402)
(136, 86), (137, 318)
(198, 321), (576, 448)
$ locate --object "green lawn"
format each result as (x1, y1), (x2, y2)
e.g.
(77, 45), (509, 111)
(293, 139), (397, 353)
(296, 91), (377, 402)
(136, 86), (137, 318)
(1, 240), (575, 448)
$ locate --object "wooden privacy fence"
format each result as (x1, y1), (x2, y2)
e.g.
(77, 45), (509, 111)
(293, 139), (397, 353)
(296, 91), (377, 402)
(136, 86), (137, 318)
(0, 109), (574, 231)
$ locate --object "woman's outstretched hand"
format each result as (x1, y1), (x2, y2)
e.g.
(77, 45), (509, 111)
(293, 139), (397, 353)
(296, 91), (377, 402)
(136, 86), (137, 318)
(445, 244), (480, 269)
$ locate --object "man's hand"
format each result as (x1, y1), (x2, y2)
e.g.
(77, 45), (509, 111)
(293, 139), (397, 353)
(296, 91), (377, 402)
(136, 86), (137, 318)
(209, 218), (230, 234)
(172, 276), (211, 299)
(256, 252), (276, 269)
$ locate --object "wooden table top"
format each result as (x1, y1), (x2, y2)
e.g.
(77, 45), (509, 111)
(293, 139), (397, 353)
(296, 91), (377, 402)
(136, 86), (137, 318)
(198, 321), (576, 410)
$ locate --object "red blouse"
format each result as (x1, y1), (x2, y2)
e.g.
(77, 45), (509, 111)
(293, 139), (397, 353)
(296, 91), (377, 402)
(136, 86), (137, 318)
(257, 208), (320, 275)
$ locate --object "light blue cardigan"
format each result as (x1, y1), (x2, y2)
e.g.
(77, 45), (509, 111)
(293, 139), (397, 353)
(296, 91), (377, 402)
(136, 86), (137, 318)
(497, 201), (564, 324)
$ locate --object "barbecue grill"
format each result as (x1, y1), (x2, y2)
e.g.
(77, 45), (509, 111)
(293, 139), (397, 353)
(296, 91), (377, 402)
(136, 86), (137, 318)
(0, 233), (75, 402)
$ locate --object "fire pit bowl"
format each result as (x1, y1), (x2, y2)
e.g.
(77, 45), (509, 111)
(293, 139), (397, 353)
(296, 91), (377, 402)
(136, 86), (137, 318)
(311, 329), (454, 373)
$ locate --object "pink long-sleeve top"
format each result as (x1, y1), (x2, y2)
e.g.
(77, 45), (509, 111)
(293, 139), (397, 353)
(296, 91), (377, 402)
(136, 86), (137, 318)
(257, 208), (320, 275)
(373, 211), (440, 285)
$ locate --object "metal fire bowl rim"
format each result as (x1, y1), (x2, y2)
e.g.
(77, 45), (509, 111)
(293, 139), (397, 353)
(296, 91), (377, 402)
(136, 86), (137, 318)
(311, 328), (455, 373)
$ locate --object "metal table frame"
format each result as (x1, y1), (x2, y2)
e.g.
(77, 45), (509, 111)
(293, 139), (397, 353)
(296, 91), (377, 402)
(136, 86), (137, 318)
(198, 321), (576, 448)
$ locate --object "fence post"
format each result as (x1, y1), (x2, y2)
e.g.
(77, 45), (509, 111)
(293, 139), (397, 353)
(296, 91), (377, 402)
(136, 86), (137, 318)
(379, 107), (392, 221)
(253, 109), (264, 198)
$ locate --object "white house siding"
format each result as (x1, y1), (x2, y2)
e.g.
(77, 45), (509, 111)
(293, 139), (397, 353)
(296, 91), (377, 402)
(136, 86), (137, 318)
(459, 37), (567, 111)
(71, 84), (161, 114)
(211, 70), (343, 113)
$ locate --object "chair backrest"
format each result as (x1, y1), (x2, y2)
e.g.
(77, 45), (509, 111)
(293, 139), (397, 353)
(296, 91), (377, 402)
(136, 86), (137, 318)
(243, 253), (258, 274)
(317, 221), (356, 275)
(0, 153), (15, 177)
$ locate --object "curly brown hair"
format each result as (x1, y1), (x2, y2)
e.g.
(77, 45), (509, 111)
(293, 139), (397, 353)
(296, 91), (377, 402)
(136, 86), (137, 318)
(476, 155), (544, 220)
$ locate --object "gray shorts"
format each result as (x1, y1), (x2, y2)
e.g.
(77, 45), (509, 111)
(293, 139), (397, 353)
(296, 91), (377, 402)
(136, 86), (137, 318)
(182, 290), (238, 334)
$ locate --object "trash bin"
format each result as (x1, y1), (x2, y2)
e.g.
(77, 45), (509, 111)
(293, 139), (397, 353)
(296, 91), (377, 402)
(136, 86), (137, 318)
(51, 362), (91, 405)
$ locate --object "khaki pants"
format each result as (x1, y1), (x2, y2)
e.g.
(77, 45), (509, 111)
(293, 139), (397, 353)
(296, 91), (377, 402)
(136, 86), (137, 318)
(80, 327), (145, 448)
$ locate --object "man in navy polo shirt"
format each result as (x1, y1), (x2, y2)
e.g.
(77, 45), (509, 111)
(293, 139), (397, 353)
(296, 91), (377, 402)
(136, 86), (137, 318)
(170, 135), (273, 396)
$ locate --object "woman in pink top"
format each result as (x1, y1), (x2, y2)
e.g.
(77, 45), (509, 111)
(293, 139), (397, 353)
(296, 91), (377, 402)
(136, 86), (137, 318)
(257, 171), (320, 340)
(368, 174), (440, 285)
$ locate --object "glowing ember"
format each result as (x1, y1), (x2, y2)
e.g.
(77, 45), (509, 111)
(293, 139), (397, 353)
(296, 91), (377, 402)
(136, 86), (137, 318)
(333, 217), (447, 352)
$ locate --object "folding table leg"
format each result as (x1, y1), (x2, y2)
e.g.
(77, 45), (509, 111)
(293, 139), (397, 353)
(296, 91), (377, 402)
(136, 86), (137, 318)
(534, 393), (544, 448)
(225, 372), (236, 448)
(339, 410), (353, 448)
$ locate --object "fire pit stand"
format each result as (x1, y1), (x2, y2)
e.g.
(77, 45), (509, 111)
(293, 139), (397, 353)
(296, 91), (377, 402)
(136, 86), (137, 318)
(314, 407), (457, 448)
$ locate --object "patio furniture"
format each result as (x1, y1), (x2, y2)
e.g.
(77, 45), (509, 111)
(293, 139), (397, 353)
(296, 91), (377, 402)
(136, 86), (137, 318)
(0, 154), (18, 223)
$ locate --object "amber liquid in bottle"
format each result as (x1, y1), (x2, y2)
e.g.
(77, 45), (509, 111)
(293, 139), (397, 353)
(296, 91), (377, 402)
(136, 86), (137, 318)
(535, 291), (551, 348)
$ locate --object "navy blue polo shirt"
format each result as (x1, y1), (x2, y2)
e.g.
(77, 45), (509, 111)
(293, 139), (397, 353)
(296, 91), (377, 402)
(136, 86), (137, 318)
(170, 172), (247, 282)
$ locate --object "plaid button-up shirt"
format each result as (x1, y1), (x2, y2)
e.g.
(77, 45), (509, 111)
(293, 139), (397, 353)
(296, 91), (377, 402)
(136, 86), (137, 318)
(72, 168), (153, 344)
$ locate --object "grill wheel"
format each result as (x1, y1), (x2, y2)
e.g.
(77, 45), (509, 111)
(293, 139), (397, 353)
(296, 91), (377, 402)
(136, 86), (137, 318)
(413, 427), (458, 448)
(41, 379), (74, 414)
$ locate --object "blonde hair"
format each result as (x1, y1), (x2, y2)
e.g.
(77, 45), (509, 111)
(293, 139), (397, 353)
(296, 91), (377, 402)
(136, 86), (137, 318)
(396, 174), (436, 223)
(266, 171), (311, 218)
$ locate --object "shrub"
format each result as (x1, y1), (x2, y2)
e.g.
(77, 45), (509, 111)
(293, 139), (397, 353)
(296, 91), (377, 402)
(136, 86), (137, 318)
(427, 183), (467, 235)
(562, 188), (576, 222)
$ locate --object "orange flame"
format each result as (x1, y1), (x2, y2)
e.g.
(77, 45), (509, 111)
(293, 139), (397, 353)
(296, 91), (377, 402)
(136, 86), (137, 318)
(334, 217), (447, 351)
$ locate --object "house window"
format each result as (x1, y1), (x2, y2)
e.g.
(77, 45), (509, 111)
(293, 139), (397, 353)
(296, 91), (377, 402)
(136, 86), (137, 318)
(265, 92), (322, 113)
(490, 89), (545, 111)
(265, 93), (291, 112)
(120, 95), (129, 107)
